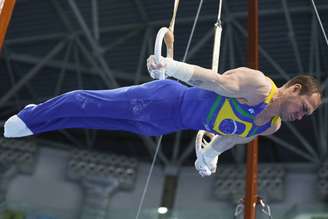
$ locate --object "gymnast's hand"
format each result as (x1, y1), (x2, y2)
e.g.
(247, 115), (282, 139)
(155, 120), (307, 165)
(146, 55), (168, 79)
(194, 131), (219, 177)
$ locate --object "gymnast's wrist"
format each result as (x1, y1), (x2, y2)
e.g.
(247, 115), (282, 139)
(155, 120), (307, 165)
(165, 58), (194, 81)
(203, 146), (221, 160)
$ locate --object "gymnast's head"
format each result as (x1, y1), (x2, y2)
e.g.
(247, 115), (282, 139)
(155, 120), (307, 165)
(276, 75), (322, 122)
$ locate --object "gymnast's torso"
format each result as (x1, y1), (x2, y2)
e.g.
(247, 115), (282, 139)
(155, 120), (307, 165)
(180, 80), (280, 137)
(16, 79), (279, 137)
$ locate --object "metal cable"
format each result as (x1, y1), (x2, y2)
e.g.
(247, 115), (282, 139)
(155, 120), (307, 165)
(310, 0), (328, 47)
(217, 0), (223, 23)
(135, 136), (163, 219)
(182, 0), (204, 62)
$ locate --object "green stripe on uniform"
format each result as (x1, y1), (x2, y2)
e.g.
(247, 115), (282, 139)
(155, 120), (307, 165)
(249, 127), (257, 137)
(230, 99), (254, 120)
(207, 96), (222, 123)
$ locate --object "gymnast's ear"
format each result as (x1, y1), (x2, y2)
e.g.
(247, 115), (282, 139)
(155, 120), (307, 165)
(291, 83), (302, 94)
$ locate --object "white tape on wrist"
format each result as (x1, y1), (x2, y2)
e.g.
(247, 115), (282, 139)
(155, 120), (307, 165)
(203, 146), (221, 160)
(165, 58), (194, 82)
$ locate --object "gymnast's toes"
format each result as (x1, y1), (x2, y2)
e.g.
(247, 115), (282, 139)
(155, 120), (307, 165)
(3, 115), (33, 138)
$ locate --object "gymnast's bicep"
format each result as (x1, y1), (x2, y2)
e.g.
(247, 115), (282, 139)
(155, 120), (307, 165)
(189, 66), (269, 99)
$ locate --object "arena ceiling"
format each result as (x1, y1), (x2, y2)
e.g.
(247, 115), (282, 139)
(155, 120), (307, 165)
(0, 0), (327, 165)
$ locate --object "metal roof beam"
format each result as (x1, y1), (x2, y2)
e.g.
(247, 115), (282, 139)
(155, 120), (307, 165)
(8, 52), (149, 82)
(134, 28), (150, 84)
(5, 5), (328, 46)
(68, 0), (118, 88)
(0, 40), (67, 106)
(91, 0), (99, 40)
(265, 135), (319, 163)
(231, 19), (290, 80)
(5, 33), (67, 46)
(281, 0), (304, 73)
(132, 0), (149, 22)
(177, 136), (196, 166)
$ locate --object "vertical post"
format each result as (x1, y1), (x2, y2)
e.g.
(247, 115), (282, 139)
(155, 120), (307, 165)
(0, 0), (16, 50)
(244, 0), (259, 218)
(159, 166), (178, 219)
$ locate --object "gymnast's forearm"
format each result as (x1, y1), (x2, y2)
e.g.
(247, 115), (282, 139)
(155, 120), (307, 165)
(203, 135), (254, 160)
(165, 59), (217, 86)
(165, 59), (240, 96)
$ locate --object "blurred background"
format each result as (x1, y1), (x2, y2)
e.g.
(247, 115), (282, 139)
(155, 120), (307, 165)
(0, 0), (327, 218)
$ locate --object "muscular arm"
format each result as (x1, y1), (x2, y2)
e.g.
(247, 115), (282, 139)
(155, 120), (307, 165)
(200, 132), (254, 159)
(199, 116), (281, 160)
(187, 66), (269, 100)
(164, 58), (271, 100)
(209, 119), (280, 156)
(147, 56), (271, 100)
(195, 132), (254, 176)
(198, 115), (280, 154)
(199, 116), (281, 156)
(212, 134), (253, 155)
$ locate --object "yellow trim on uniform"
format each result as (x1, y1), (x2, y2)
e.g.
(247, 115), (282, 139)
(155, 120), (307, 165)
(264, 78), (282, 126)
(271, 116), (281, 126)
(263, 77), (278, 104)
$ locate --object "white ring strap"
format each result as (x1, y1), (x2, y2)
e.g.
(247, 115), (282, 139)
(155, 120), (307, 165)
(169, 0), (180, 33)
(212, 0), (224, 73)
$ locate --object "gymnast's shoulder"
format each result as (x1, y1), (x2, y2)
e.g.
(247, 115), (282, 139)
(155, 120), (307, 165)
(222, 67), (271, 101)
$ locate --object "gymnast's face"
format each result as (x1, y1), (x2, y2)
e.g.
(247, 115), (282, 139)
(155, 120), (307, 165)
(279, 85), (321, 122)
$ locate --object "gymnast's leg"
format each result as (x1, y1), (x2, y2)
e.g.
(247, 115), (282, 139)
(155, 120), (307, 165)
(3, 80), (187, 137)
(4, 87), (136, 137)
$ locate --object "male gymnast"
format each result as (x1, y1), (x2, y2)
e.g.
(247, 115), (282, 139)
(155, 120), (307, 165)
(3, 55), (322, 176)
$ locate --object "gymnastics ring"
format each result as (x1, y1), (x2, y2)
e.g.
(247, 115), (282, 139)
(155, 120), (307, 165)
(154, 27), (172, 80)
(195, 130), (215, 158)
(195, 130), (206, 158)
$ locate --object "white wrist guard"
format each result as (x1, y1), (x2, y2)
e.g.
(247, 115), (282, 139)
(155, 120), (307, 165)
(203, 146), (221, 160)
(165, 58), (194, 82)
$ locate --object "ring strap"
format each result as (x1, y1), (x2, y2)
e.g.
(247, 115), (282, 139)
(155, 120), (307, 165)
(164, 0), (180, 58)
(169, 0), (180, 33)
